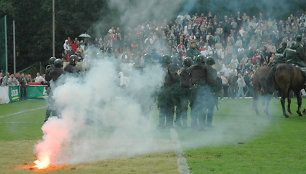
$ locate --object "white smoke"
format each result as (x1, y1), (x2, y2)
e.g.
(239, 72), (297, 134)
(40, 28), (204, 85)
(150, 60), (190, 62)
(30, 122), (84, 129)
(35, 56), (172, 164)
(34, 0), (276, 166)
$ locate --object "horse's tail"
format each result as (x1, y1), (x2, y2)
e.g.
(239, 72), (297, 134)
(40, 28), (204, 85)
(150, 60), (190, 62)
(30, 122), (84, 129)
(268, 66), (277, 91)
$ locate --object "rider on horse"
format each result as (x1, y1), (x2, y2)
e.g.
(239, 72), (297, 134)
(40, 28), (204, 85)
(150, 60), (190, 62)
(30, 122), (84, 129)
(281, 35), (306, 83)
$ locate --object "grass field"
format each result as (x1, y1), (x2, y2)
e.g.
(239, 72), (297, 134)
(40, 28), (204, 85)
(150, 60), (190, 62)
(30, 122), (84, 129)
(0, 98), (305, 173)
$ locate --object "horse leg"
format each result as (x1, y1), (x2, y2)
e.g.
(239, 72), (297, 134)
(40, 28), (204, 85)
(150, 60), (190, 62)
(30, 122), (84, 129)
(206, 106), (214, 128)
(281, 96), (289, 118)
(264, 94), (271, 116)
(296, 91), (302, 117)
(253, 91), (259, 115)
(287, 93), (292, 114)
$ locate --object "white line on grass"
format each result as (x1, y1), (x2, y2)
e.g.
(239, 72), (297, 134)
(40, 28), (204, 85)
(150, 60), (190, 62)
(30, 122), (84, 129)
(170, 128), (190, 174)
(0, 106), (46, 119)
(0, 121), (42, 124)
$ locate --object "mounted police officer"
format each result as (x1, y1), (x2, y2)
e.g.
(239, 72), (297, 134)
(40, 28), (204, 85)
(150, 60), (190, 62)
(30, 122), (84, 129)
(273, 42), (287, 64)
(44, 58), (64, 122)
(158, 55), (180, 128)
(186, 39), (200, 62)
(64, 55), (79, 73)
(284, 35), (305, 68)
(176, 57), (193, 128)
(284, 35), (306, 80)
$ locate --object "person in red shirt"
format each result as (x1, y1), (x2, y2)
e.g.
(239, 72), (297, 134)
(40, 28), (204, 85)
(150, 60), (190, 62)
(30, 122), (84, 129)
(70, 37), (79, 53)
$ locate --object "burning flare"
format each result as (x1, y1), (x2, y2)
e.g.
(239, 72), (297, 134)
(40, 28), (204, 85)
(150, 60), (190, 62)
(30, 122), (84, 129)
(33, 158), (50, 169)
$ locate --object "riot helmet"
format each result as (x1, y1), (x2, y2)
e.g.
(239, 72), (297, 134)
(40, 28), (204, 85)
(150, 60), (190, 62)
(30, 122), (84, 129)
(49, 57), (56, 65)
(183, 57), (192, 67)
(70, 55), (78, 65)
(206, 56), (215, 65)
(162, 55), (171, 65)
(54, 59), (63, 68)
(296, 35), (302, 42)
(196, 55), (206, 64)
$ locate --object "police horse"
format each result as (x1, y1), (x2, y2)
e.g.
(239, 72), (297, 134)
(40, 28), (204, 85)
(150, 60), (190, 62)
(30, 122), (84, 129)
(273, 63), (305, 118)
(189, 57), (219, 128)
(252, 66), (275, 116)
(273, 40), (306, 118)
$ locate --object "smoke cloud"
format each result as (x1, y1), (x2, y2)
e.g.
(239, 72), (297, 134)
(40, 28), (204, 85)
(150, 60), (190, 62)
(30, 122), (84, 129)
(34, 0), (278, 166)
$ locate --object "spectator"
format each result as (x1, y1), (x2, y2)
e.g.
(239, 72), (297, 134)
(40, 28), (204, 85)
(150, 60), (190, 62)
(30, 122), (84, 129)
(60, 11), (305, 86)
(236, 73), (246, 98)
(220, 72), (229, 97)
(71, 37), (79, 53)
(63, 40), (71, 52)
(7, 74), (20, 86)
(35, 72), (45, 84)
(1, 73), (9, 86)
(19, 73), (28, 100)
(26, 74), (33, 83)
(0, 72), (3, 84)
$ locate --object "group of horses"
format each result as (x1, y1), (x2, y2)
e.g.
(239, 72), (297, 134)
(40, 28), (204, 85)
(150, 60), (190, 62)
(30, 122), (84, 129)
(253, 63), (305, 118)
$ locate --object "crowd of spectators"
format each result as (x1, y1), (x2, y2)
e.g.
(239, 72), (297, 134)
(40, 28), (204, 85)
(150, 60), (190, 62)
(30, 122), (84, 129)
(0, 71), (47, 100)
(59, 10), (304, 97)
(0, 72), (46, 86)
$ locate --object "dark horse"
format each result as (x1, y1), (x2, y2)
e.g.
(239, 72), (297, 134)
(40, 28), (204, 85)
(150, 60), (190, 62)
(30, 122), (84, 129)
(273, 63), (305, 118)
(252, 66), (275, 115)
(189, 63), (219, 128)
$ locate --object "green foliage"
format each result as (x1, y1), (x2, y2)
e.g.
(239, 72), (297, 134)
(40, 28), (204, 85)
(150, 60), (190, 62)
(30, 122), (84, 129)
(0, 0), (109, 72)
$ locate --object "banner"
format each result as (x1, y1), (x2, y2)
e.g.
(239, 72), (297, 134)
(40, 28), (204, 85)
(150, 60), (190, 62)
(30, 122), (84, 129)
(0, 86), (9, 104)
(9, 86), (20, 102)
(26, 85), (48, 99)
(0, 15), (7, 73)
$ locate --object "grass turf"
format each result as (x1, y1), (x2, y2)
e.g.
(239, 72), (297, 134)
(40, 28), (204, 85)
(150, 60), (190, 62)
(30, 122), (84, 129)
(0, 100), (178, 174)
(185, 98), (306, 174)
(0, 98), (305, 173)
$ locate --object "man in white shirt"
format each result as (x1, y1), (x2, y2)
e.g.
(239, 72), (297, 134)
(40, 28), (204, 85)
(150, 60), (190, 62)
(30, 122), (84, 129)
(35, 72), (45, 84)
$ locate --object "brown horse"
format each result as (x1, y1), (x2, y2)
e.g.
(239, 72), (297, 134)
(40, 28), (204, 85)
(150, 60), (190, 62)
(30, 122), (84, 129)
(189, 63), (218, 128)
(252, 66), (275, 115)
(273, 63), (305, 118)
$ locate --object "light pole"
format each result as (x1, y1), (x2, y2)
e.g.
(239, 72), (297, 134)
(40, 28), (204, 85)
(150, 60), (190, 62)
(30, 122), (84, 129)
(52, 0), (55, 57)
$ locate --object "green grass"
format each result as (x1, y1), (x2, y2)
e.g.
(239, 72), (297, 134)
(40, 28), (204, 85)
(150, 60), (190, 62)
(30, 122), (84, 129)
(185, 98), (306, 174)
(0, 98), (306, 173)
(0, 100), (46, 140)
(0, 100), (178, 174)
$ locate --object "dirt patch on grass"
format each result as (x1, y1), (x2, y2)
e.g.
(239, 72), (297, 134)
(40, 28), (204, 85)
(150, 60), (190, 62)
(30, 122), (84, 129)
(0, 140), (179, 174)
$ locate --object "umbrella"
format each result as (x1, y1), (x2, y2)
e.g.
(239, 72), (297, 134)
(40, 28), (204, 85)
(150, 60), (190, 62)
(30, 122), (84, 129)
(79, 33), (91, 38)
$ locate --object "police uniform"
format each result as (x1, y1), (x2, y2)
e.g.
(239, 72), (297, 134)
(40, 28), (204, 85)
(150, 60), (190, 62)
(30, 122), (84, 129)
(64, 55), (79, 73)
(44, 59), (64, 122)
(186, 40), (200, 62)
(189, 57), (218, 129)
(64, 63), (78, 73)
(158, 56), (180, 128)
(176, 58), (192, 128)
(274, 43), (287, 64)
(284, 36), (306, 80)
